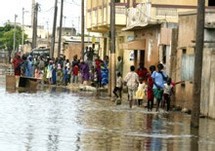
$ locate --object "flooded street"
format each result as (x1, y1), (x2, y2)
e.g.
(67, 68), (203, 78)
(1, 76), (215, 151)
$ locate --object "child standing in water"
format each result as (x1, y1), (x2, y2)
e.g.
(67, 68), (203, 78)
(113, 72), (123, 104)
(163, 78), (174, 111)
(56, 64), (63, 85)
(135, 78), (147, 106)
(124, 65), (139, 108)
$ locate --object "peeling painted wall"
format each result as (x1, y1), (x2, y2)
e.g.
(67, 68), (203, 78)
(201, 48), (215, 118)
(177, 11), (215, 118)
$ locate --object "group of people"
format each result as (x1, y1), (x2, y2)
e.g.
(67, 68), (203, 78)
(11, 50), (109, 88)
(12, 50), (175, 111)
(113, 62), (174, 112)
(12, 52), (73, 86)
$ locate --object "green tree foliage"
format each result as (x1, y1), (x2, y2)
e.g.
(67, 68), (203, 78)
(0, 23), (27, 51)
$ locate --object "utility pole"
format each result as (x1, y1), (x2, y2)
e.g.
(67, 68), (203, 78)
(81, 0), (85, 59)
(32, 3), (38, 49)
(22, 8), (28, 48)
(51, 0), (58, 58)
(31, 0), (35, 27)
(109, 0), (116, 96)
(58, 0), (64, 58)
(46, 21), (50, 47)
(13, 14), (18, 53)
(22, 8), (25, 46)
(191, 0), (205, 128)
(64, 16), (66, 27)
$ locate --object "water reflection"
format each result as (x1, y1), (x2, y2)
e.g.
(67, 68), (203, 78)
(190, 128), (199, 151)
(145, 114), (153, 150)
(25, 125), (34, 151)
(1, 84), (215, 151)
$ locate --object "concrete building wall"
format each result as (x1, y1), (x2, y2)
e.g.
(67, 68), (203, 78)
(149, 0), (197, 5)
(175, 12), (197, 110)
(201, 48), (215, 117)
(64, 43), (82, 61)
(177, 13), (195, 108)
(175, 48), (194, 109)
(178, 13), (196, 48)
(177, 11), (215, 118)
(134, 26), (160, 68)
(86, 0), (127, 32)
(24, 26), (48, 39)
(135, 0), (213, 7)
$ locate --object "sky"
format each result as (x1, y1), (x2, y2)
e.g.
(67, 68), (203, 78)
(0, 0), (81, 32)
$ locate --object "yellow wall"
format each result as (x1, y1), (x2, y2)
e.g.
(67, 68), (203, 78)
(135, 0), (197, 5)
(178, 13), (196, 48)
(176, 12), (198, 110)
(86, 0), (127, 32)
(150, 0), (197, 5)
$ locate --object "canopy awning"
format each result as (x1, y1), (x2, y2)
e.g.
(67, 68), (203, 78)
(119, 39), (146, 50)
(122, 21), (160, 31)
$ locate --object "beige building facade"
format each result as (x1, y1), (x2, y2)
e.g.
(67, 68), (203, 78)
(122, 0), (200, 77)
(86, 0), (129, 77)
(176, 10), (215, 118)
(85, 0), (215, 78)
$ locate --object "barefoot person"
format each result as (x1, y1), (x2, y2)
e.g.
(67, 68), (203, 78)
(124, 65), (139, 108)
(151, 63), (167, 112)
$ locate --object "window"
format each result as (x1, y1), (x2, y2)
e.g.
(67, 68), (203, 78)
(209, 0), (215, 6)
(181, 49), (194, 81)
(162, 45), (167, 64)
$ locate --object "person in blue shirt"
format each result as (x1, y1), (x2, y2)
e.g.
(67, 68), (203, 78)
(151, 63), (167, 112)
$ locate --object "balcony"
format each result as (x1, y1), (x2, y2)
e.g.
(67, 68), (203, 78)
(86, 3), (127, 33)
(123, 3), (182, 31)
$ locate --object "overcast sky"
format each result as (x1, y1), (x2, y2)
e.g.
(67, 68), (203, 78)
(0, 0), (81, 32)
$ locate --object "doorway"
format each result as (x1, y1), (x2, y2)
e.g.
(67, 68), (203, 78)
(209, 0), (215, 6)
(139, 50), (145, 66)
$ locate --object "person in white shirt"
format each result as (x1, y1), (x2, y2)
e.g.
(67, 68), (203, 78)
(113, 72), (123, 99)
(151, 63), (168, 111)
(163, 78), (173, 111)
(124, 65), (139, 108)
(116, 56), (123, 75)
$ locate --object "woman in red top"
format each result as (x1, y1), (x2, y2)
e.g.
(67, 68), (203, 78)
(136, 63), (148, 81)
(12, 52), (23, 76)
(147, 65), (156, 111)
(95, 56), (102, 87)
(12, 52), (23, 88)
(72, 65), (79, 83)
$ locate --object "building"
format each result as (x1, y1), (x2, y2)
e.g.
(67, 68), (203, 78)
(176, 10), (215, 118)
(57, 27), (76, 36)
(122, 0), (200, 76)
(86, 0), (128, 76)
(86, 0), (208, 77)
(23, 25), (50, 53)
(62, 35), (99, 61)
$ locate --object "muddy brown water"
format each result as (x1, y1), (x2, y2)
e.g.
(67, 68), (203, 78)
(0, 76), (215, 151)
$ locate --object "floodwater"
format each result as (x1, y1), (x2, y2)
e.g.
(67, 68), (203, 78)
(0, 76), (215, 151)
